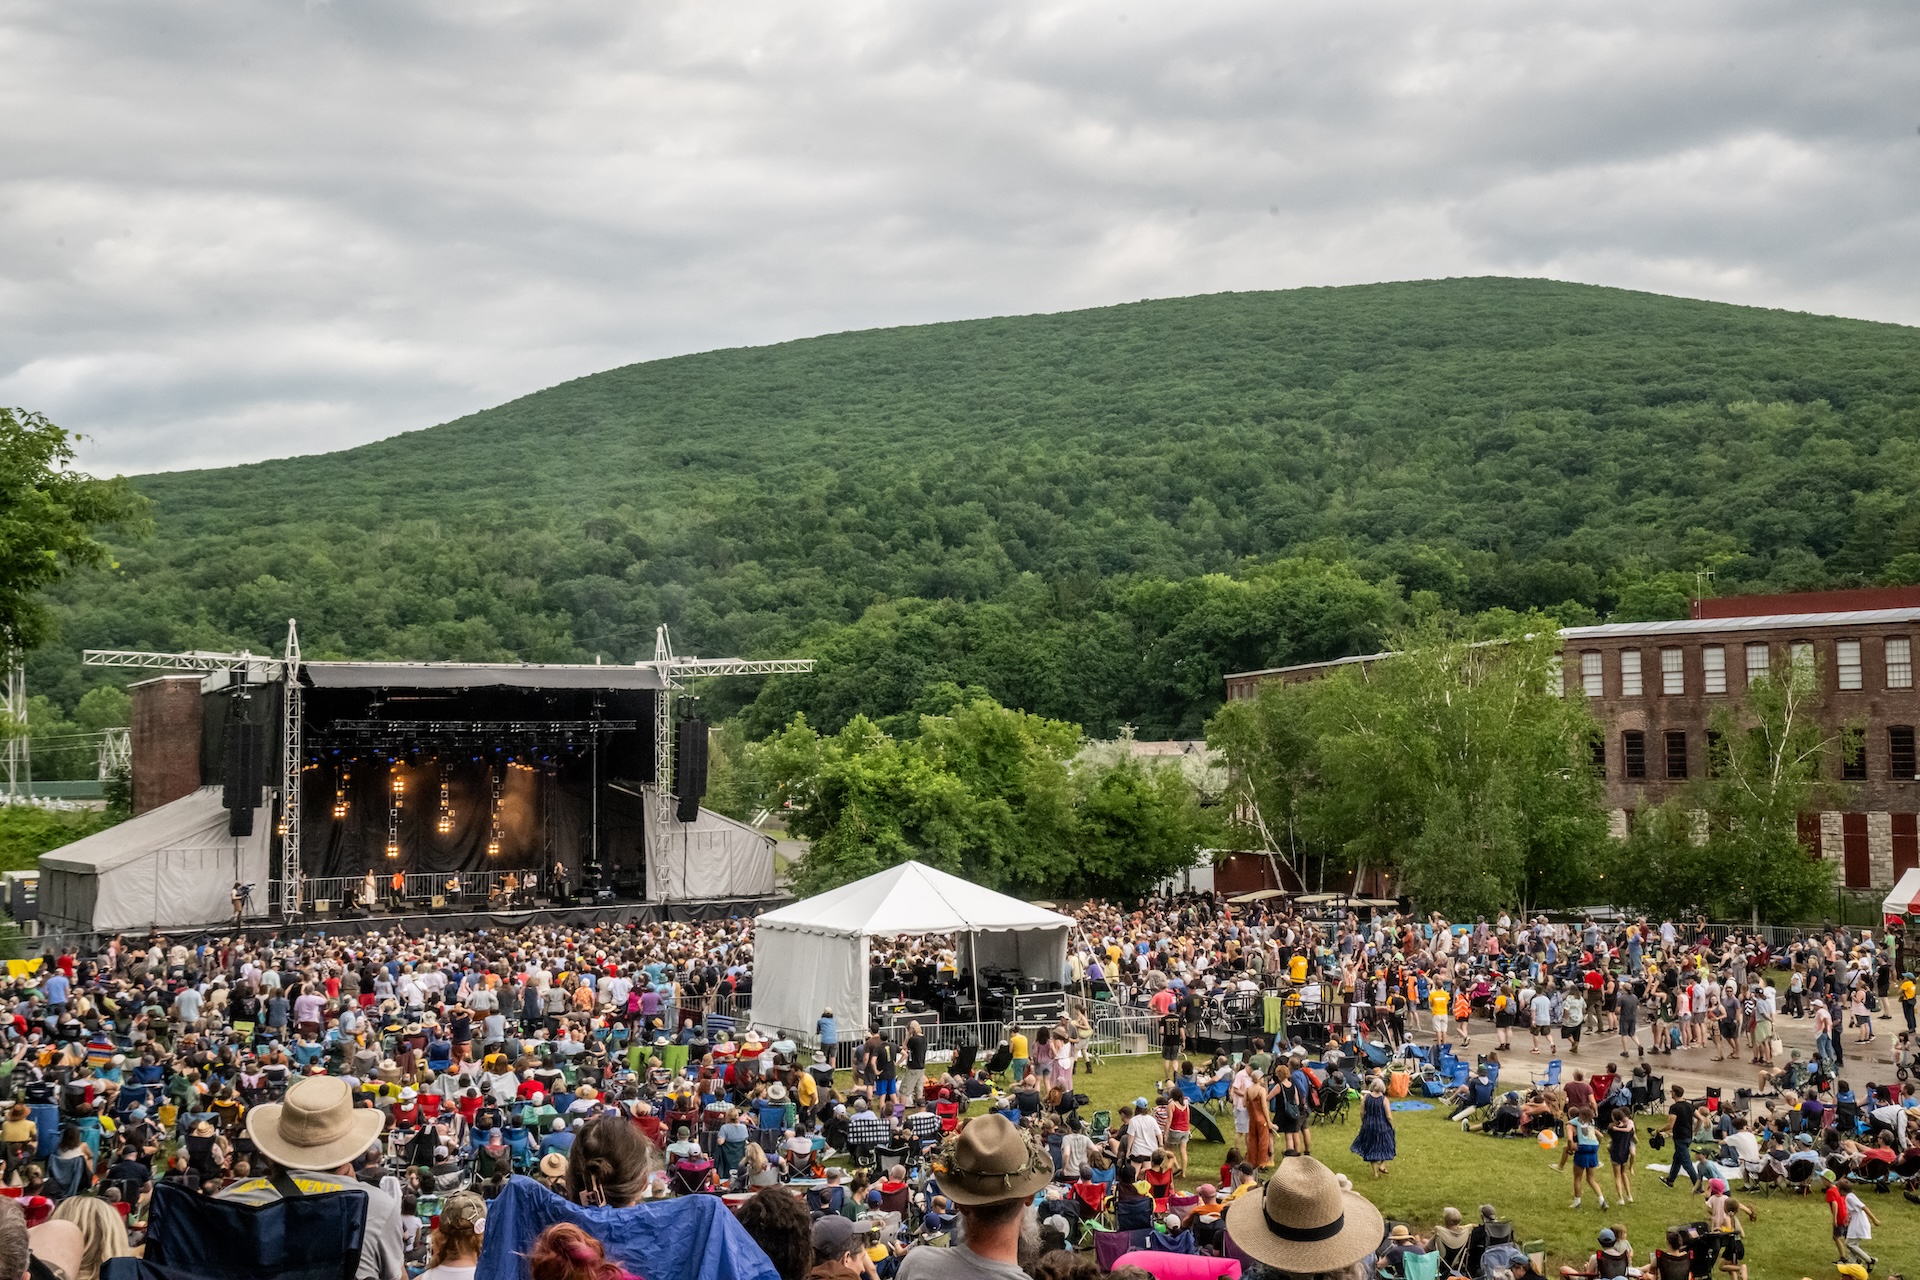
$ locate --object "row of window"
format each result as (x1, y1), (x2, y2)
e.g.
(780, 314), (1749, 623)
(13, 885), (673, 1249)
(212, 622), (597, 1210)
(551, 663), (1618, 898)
(1571, 636), (1913, 698)
(1606, 725), (1920, 782)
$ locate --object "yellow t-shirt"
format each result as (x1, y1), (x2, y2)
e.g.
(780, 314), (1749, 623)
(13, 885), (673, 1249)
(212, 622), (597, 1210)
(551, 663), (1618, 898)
(1009, 1033), (1029, 1059)
(1288, 956), (1308, 984)
(797, 1073), (817, 1108)
(1901, 979), (1915, 1003)
(1430, 991), (1449, 1017)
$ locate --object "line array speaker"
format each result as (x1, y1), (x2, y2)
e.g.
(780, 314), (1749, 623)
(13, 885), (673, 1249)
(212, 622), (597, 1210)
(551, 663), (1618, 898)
(673, 714), (709, 823)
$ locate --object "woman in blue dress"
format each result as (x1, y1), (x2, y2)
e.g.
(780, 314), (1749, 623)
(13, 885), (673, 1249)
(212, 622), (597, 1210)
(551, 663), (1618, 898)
(1350, 1075), (1396, 1178)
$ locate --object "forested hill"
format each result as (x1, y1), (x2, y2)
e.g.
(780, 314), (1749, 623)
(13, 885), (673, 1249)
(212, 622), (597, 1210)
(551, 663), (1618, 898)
(35, 277), (1920, 739)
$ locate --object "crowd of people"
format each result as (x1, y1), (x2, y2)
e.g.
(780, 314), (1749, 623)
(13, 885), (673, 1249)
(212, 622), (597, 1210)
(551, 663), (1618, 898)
(0, 895), (1910, 1280)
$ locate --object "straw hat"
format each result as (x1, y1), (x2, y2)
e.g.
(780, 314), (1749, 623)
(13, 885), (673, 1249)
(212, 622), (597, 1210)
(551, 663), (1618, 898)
(538, 1151), (569, 1178)
(764, 1082), (788, 1103)
(1222, 1157), (1383, 1275)
(930, 1114), (1052, 1206)
(245, 1076), (385, 1172)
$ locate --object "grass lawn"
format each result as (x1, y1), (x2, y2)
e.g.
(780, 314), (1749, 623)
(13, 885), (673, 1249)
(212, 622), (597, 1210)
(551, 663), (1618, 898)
(992, 1055), (1892, 1277)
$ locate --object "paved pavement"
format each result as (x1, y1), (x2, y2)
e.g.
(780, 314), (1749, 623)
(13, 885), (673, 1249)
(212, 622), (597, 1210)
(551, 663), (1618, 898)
(1414, 1003), (1912, 1099)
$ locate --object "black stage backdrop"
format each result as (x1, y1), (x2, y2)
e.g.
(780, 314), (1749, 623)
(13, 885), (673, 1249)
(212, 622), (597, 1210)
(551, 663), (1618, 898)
(296, 754), (648, 882)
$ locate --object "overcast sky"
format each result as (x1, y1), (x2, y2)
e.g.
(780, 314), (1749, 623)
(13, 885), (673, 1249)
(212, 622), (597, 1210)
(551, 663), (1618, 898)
(5, 1), (1918, 475)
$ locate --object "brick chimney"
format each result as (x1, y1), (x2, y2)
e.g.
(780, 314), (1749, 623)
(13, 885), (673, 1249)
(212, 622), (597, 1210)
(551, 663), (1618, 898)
(130, 675), (202, 814)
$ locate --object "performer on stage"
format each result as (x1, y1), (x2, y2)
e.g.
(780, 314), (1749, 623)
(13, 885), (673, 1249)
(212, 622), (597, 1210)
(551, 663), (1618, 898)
(361, 870), (378, 911)
(495, 870), (520, 907)
(389, 869), (405, 909)
(444, 873), (461, 906)
(551, 859), (568, 905)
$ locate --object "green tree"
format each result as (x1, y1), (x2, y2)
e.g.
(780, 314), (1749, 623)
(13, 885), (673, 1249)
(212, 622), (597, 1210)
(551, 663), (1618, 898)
(1610, 651), (1836, 921)
(0, 409), (148, 657)
(1071, 754), (1226, 898)
(1209, 618), (1608, 915)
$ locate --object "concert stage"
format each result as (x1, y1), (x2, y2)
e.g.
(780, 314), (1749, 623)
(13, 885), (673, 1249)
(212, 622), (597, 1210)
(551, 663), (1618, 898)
(39, 630), (810, 939)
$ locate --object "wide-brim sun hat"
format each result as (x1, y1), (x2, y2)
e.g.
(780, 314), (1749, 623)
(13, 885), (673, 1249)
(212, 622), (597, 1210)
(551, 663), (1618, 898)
(246, 1076), (386, 1172)
(931, 1113), (1053, 1206)
(539, 1151), (569, 1177)
(1223, 1156), (1384, 1275)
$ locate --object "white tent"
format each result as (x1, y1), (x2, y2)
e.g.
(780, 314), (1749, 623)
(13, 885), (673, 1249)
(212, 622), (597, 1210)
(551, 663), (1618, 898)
(1884, 867), (1920, 926)
(38, 787), (271, 934)
(751, 861), (1073, 1040)
(644, 804), (776, 901)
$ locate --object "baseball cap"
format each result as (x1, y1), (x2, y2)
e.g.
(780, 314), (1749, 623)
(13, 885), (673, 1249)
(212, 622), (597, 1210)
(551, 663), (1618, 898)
(812, 1216), (855, 1256)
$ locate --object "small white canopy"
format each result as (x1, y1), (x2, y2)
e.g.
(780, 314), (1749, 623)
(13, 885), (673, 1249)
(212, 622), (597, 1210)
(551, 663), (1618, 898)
(1884, 867), (1920, 925)
(752, 861), (1072, 1041)
(38, 787), (270, 933)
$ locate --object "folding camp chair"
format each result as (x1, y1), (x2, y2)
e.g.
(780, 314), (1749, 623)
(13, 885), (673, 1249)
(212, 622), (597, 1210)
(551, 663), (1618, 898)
(1092, 1228), (1150, 1272)
(104, 1177), (367, 1280)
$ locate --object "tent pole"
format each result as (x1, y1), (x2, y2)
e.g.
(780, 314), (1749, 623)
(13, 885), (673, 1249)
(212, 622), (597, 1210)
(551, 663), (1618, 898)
(970, 930), (980, 1024)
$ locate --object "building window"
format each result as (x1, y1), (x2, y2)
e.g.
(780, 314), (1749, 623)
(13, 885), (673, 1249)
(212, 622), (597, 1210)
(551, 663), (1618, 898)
(1581, 650), (1603, 697)
(1621, 649), (1643, 697)
(1660, 647), (1684, 695)
(1888, 637), (1913, 689)
(1665, 730), (1688, 779)
(1836, 640), (1862, 690)
(1589, 736), (1606, 776)
(1791, 641), (1813, 673)
(1623, 730), (1647, 779)
(1702, 645), (1725, 694)
(1841, 726), (1867, 781)
(1745, 642), (1769, 685)
(1706, 728), (1726, 778)
(1892, 726), (1918, 780)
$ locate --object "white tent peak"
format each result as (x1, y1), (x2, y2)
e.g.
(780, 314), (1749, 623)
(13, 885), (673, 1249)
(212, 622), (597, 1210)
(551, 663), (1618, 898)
(1884, 867), (1920, 923)
(756, 861), (1071, 938)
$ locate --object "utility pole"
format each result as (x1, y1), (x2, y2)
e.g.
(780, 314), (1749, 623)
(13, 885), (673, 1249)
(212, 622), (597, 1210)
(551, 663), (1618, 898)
(2, 663), (28, 799)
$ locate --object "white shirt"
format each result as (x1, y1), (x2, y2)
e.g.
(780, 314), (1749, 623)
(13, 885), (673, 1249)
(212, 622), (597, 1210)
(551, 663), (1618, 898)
(1125, 1112), (1161, 1158)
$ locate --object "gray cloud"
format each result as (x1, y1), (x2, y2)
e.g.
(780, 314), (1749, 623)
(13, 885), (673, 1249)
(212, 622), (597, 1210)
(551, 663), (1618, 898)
(3, 0), (1917, 474)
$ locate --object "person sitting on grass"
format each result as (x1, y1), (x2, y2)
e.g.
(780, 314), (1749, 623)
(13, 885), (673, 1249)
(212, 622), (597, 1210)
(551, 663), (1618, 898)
(1558, 1226), (1637, 1279)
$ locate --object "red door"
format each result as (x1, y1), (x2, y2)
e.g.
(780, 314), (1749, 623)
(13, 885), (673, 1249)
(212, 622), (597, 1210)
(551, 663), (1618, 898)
(1894, 813), (1919, 877)
(1841, 812), (1870, 888)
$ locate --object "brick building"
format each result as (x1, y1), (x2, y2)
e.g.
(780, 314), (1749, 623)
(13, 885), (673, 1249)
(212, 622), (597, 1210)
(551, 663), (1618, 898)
(1223, 587), (1920, 891)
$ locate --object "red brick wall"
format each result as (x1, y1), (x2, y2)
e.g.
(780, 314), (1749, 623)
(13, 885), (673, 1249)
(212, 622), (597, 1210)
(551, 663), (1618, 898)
(130, 676), (203, 814)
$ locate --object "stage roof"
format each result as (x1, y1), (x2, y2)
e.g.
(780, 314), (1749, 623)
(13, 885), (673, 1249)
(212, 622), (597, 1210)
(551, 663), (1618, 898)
(301, 662), (665, 691)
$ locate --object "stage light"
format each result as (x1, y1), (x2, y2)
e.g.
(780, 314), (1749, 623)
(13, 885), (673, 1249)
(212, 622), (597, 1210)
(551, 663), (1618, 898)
(386, 840), (400, 858)
(436, 781), (454, 835)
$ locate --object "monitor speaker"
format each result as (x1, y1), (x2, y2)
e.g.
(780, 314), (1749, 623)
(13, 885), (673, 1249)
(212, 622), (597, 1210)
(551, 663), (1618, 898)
(673, 714), (709, 823)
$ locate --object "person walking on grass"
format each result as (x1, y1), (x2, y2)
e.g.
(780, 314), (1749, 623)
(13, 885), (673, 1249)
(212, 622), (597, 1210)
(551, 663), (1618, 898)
(1564, 1111), (1606, 1210)
(1349, 1077), (1395, 1179)
(1659, 1085), (1703, 1193)
(1605, 1104), (1636, 1206)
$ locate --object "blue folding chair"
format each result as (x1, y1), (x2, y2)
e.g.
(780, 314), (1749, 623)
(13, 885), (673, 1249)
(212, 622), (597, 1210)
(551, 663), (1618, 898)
(28, 1103), (60, 1161)
(1533, 1059), (1562, 1088)
(507, 1126), (533, 1171)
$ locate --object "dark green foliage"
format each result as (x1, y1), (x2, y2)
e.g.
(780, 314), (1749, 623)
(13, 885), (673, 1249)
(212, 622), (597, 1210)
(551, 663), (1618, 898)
(754, 695), (1222, 897)
(0, 804), (118, 874)
(1, 408), (147, 655)
(31, 279), (1920, 737)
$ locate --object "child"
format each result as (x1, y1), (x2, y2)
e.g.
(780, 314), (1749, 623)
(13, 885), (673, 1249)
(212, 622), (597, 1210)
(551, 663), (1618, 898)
(1219, 1146), (1241, 1188)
